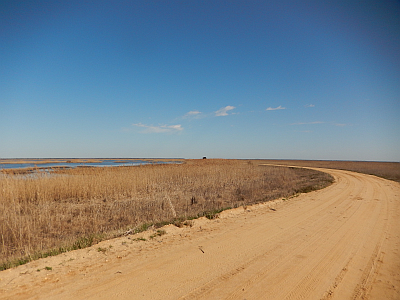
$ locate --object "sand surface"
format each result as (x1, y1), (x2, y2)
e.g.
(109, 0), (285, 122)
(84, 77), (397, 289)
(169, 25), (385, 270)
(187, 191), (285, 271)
(1, 167), (399, 299)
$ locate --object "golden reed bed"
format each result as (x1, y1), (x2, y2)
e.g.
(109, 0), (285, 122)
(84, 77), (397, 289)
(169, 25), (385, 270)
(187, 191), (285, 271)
(258, 159), (400, 182)
(0, 159), (333, 269)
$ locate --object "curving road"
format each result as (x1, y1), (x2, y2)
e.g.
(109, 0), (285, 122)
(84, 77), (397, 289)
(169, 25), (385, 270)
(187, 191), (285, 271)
(1, 167), (399, 299)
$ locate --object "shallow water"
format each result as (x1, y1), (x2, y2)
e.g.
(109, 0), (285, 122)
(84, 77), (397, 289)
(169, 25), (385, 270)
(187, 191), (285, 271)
(0, 160), (172, 170)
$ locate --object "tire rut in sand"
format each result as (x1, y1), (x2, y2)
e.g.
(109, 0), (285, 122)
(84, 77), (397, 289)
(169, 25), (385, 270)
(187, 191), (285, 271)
(179, 170), (396, 300)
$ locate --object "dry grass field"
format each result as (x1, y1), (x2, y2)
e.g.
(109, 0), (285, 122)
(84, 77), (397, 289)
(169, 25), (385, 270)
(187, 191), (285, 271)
(258, 159), (400, 182)
(0, 159), (333, 270)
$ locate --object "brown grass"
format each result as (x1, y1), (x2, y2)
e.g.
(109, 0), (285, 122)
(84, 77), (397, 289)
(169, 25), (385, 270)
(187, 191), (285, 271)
(0, 159), (333, 269)
(1, 166), (72, 175)
(257, 160), (400, 182)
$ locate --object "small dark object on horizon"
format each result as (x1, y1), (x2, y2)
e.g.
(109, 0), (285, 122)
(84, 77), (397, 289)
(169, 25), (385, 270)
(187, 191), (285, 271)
(203, 157), (207, 159)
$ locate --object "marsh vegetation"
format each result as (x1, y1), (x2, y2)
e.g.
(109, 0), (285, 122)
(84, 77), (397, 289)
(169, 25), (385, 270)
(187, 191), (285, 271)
(0, 159), (333, 269)
(259, 160), (400, 182)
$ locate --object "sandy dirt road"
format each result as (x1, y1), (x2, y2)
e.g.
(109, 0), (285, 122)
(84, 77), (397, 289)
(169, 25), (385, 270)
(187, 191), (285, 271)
(1, 167), (399, 300)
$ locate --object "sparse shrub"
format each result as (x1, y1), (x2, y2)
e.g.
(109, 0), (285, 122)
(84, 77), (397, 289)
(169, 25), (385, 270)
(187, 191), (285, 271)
(149, 230), (166, 239)
(132, 237), (146, 242)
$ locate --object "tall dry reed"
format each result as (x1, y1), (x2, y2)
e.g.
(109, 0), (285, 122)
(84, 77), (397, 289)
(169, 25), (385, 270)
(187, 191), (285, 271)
(0, 159), (333, 267)
(259, 160), (400, 182)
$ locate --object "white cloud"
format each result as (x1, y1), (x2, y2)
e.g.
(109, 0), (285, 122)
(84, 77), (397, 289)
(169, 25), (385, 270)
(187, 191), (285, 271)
(305, 104), (315, 108)
(186, 110), (201, 116)
(290, 121), (324, 125)
(266, 105), (286, 111)
(215, 106), (236, 116)
(183, 110), (202, 118)
(132, 123), (183, 133)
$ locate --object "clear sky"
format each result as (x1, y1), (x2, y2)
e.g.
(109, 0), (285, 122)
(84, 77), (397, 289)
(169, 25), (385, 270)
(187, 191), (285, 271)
(1, 1), (399, 161)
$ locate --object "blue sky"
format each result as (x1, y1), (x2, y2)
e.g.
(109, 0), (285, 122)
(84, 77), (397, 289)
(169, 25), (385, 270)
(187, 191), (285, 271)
(1, 0), (399, 161)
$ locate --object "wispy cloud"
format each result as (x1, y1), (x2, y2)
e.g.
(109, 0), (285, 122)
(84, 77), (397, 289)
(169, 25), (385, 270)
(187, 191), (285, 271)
(305, 104), (315, 108)
(266, 105), (285, 111)
(290, 121), (324, 125)
(186, 110), (201, 116)
(183, 110), (202, 119)
(132, 123), (183, 133)
(215, 106), (236, 116)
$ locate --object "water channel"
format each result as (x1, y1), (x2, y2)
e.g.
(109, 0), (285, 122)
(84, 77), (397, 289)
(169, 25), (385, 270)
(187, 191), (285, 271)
(0, 159), (177, 170)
